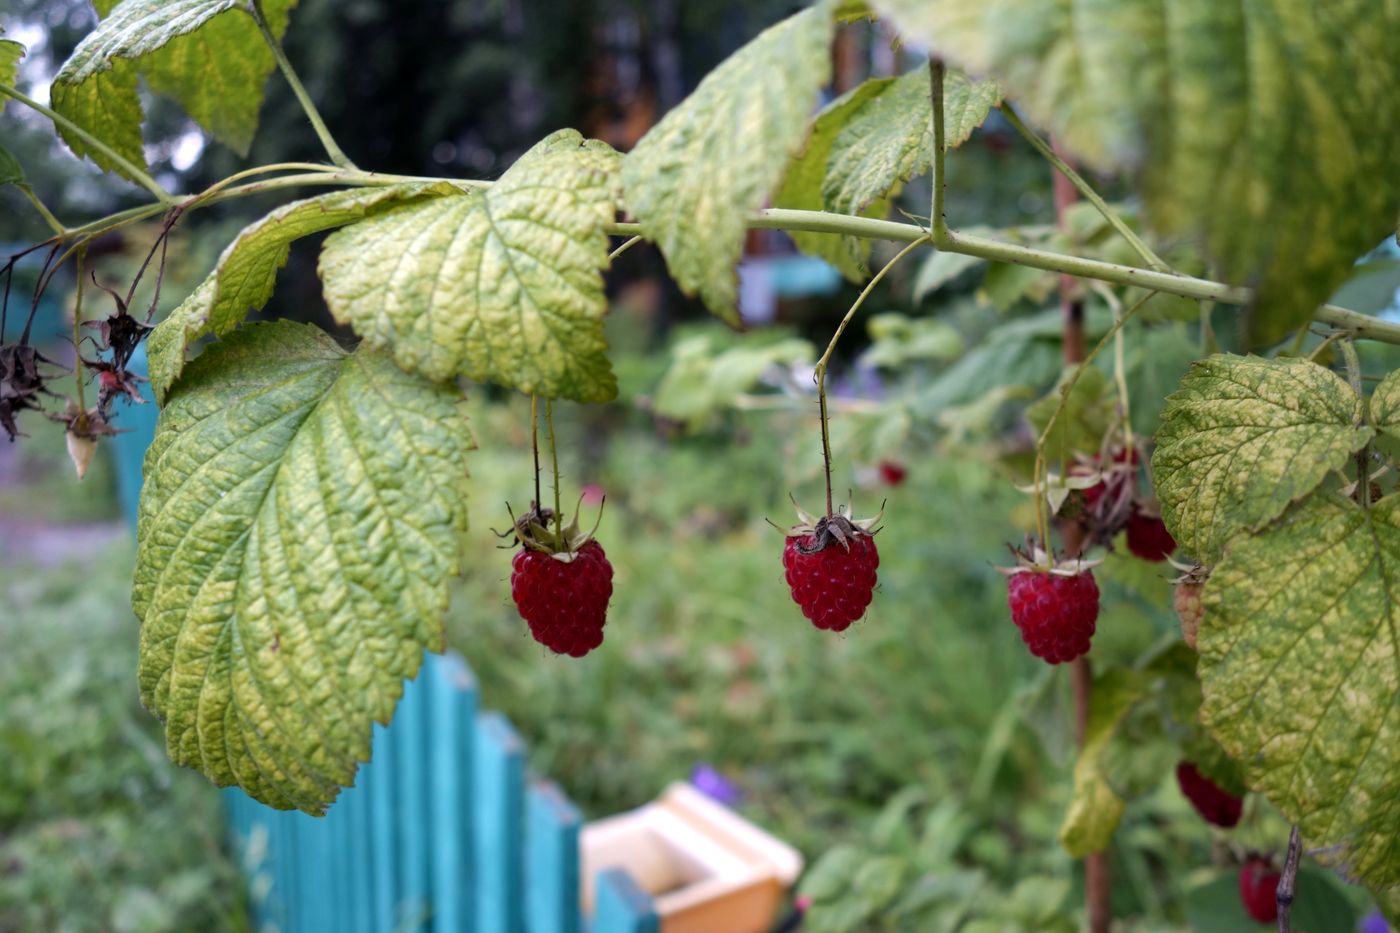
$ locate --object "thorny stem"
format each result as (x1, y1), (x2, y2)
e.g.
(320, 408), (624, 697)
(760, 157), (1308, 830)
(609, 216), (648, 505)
(1277, 826), (1303, 933)
(813, 236), (928, 516)
(928, 58), (949, 245)
(0, 83), (173, 204)
(246, 1), (356, 170)
(530, 395), (542, 512)
(546, 398), (562, 542)
(1002, 106), (1169, 273)
(72, 249), (87, 412)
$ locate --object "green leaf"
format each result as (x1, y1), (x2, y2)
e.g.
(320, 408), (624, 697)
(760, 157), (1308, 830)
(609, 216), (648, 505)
(1199, 494), (1400, 887)
(776, 66), (999, 282)
(775, 77), (893, 281)
(621, 2), (835, 322)
(133, 321), (471, 812)
(912, 248), (984, 302)
(822, 65), (999, 220)
(0, 38), (24, 112)
(51, 0), (297, 177)
(1025, 366), (1110, 466)
(872, 0), (1400, 348)
(320, 130), (620, 403)
(1367, 369), (1400, 443)
(1152, 354), (1371, 564)
(0, 145), (23, 187)
(861, 312), (962, 369)
(652, 334), (812, 429)
(147, 183), (461, 405)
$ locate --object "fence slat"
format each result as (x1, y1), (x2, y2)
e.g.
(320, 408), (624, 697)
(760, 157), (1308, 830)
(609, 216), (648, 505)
(474, 712), (525, 932)
(344, 776), (375, 933)
(396, 672), (432, 930)
(593, 869), (658, 933)
(525, 780), (581, 933)
(426, 653), (477, 932)
(368, 720), (399, 932)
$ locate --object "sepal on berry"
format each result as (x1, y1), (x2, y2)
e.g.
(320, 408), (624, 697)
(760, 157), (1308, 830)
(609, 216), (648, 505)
(783, 494), (882, 555)
(496, 496), (604, 561)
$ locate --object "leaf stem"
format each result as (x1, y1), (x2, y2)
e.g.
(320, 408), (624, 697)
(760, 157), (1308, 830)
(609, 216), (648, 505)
(0, 82), (173, 204)
(607, 235), (644, 263)
(1001, 106), (1169, 273)
(530, 395), (542, 511)
(19, 184), (66, 235)
(1276, 826), (1302, 933)
(813, 236), (928, 516)
(246, 0), (357, 170)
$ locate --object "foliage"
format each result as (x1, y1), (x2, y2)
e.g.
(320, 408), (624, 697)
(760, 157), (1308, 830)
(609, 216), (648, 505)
(5, 0), (1400, 918)
(0, 553), (246, 933)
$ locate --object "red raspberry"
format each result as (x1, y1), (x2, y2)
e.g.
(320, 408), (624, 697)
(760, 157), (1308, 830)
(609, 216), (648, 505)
(878, 461), (907, 487)
(1238, 857), (1281, 923)
(1006, 566), (1099, 664)
(783, 531), (879, 631)
(1126, 510), (1176, 561)
(1078, 446), (1140, 506)
(511, 540), (613, 657)
(1175, 761), (1242, 828)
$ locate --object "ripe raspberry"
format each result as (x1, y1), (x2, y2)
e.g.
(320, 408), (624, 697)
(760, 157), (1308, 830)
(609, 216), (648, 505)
(1004, 552), (1100, 664)
(1175, 761), (1242, 828)
(511, 540), (612, 657)
(780, 500), (881, 632)
(1238, 857), (1281, 923)
(878, 461), (907, 487)
(1126, 509), (1176, 561)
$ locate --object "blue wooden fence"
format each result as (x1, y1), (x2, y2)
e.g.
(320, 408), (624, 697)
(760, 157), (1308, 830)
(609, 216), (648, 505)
(113, 347), (659, 932)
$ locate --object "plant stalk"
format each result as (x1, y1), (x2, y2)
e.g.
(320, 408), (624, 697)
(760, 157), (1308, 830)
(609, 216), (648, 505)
(0, 83), (173, 203)
(1277, 826), (1302, 933)
(1001, 105), (1169, 273)
(813, 236), (928, 515)
(246, 0), (357, 170)
(19, 185), (66, 235)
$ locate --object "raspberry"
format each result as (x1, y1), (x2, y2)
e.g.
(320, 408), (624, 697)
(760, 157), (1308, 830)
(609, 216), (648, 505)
(1077, 445), (1140, 506)
(1175, 761), (1242, 828)
(1126, 510), (1176, 561)
(783, 531), (879, 631)
(1175, 581), (1204, 650)
(1238, 857), (1281, 923)
(1005, 563), (1100, 664)
(511, 540), (613, 657)
(878, 461), (908, 487)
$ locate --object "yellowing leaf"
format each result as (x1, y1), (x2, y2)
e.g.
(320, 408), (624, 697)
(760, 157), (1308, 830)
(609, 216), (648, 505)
(0, 38), (24, 112)
(872, 0), (1400, 347)
(1200, 494), (1400, 887)
(320, 130), (620, 403)
(148, 183), (461, 404)
(776, 65), (998, 281)
(51, 0), (298, 176)
(822, 65), (998, 219)
(1153, 354), (1371, 563)
(775, 77), (893, 281)
(622, 2), (836, 322)
(1367, 369), (1400, 443)
(133, 321), (471, 813)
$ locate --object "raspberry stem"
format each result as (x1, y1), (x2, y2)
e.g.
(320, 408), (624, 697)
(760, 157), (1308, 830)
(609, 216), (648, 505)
(530, 394), (542, 512)
(546, 397), (563, 545)
(812, 236), (926, 516)
(72, 250), (88, 413)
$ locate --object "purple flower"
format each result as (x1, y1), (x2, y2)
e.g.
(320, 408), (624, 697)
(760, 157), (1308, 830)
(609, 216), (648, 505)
(690, 764), (742, 807)
(1361, 911), (1391, 933)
